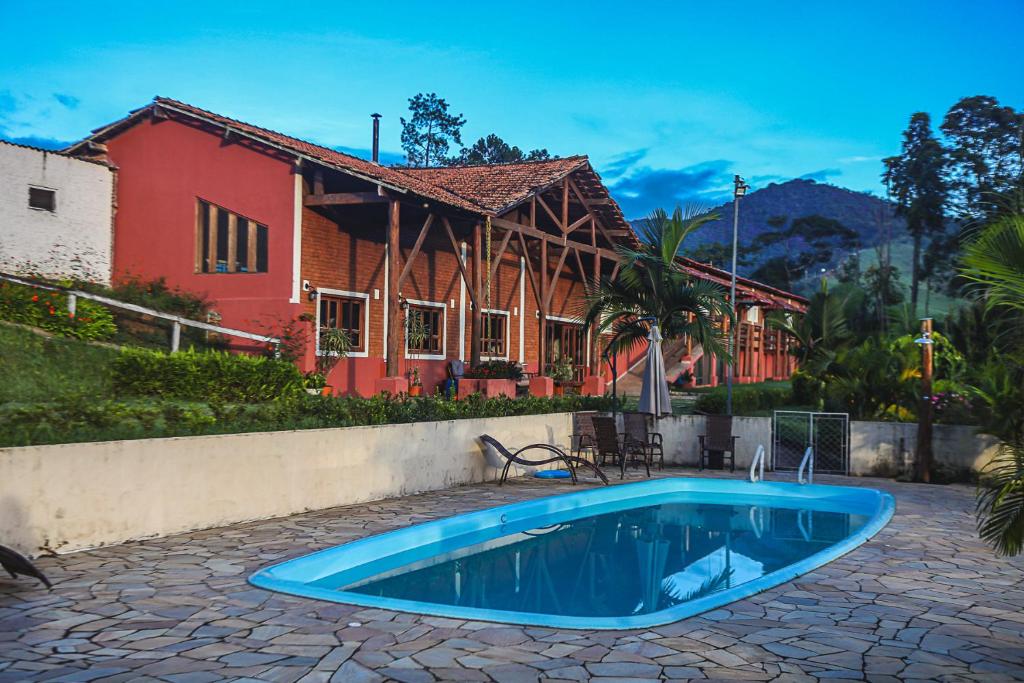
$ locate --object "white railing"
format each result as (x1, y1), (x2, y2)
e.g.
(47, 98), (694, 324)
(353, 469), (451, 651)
(1, 273), (279, 351)
(749, 444), (766, 483)
(797, 446), (814, 485)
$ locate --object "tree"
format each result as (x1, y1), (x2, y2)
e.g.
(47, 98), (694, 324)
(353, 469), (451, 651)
(885, 112), (947, 317)
(449, 133), (551, 165)
(941, 95), (1024, 221)
(684, 240), (751, 269)
(746, 215), (860, 291)
(400, 93), (466, 167)
(765, 278), (851, 376)
(582, 206), (732, 360)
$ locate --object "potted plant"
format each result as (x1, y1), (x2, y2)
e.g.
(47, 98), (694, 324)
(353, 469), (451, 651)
(406, 310), (429, 351)
(463, 360), (522, 399)
(316, 327), (352, 396)
(547, 355), (575, 396)
(408, 366), (423, 397)
(303, 371), (327, 396)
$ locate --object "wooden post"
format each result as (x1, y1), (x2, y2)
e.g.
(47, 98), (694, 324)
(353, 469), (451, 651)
(386, 199), (402, 377)
(915, 318), (934, 483)
(538, 237), (548, 373)
(471, 220), (483, 368)
(590, 251), (602, 375)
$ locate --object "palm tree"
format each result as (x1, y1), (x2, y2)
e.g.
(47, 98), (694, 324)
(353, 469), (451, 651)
(765, 278), (851, 376)
(582, 206), (732, 360)
(961, 212), (1024, 556)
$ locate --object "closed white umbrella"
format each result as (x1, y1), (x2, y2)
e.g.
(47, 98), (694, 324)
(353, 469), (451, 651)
(638, 323), (672, 416)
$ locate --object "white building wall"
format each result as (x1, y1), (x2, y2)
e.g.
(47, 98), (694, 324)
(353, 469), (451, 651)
(0, 141), (113, 284)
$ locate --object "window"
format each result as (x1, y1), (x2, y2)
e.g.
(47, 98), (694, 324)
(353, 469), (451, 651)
(319, 294), (366, 354)
(407, 303), (443, 355)
(196, 199), (268, 273)
(28, 187), (56, 212)
(481, 311), (508, 357)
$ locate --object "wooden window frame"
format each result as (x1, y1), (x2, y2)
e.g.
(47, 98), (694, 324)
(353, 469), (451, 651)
(195, 198), (268, 274)
(405, 299), (446, 360)
(316, 288), (370, 358)
(480, 309), (510, 360)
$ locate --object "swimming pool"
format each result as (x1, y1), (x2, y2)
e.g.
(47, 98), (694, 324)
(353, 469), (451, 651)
(249, 478), (894, 629)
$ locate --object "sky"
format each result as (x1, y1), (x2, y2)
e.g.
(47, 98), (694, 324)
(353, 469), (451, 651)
(1, 0), (1022, 218)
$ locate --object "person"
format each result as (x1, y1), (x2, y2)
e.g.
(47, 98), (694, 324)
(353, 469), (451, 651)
(444, 359), (465, 399)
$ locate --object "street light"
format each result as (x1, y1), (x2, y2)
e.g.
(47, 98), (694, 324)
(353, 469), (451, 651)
(914, 318), (934, 483)
(726, 174), (750, 416)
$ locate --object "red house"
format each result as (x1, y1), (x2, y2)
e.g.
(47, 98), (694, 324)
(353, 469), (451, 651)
(68, 97), (805, 396)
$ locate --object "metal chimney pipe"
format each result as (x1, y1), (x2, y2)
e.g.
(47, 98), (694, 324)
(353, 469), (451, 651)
(371, 113), (381, 163)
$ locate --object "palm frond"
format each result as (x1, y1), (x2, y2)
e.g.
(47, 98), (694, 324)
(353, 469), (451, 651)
(976, 440), (1024, 557)
(961, 213), (1024, 314)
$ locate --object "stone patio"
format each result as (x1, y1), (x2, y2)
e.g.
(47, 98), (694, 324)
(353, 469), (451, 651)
(2, 469), (1023, 682)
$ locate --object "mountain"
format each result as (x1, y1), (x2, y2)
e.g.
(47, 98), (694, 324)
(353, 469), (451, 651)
(630, 178), (905, 288)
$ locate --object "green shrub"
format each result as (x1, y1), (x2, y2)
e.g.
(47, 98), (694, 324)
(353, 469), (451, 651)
(112, 347), (303, 402)
(694, 382), (793, 415)
(463, 360), (524, 380)
(790, 370), (824, 407)
(0, 392), (616, 447)
(0, 280), (116, 341)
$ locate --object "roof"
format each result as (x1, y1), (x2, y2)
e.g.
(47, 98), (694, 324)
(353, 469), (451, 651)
(0, 138), (111, 167)
(65, 97), (637, 242)
(677, 257), (808, 312)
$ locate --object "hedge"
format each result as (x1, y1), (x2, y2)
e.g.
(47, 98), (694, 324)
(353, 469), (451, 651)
(0, 392), (616, 447)
(693, 383), (793, 415)
(112, 347), (304, 402)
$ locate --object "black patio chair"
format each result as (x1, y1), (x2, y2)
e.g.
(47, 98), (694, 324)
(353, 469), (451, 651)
(699, 414), (738, 471)
(623, 412), (664, 470)
(592, 416), (651, 480)
(479, 435), (609, 486)
(0, 545), (52, 589)
(570, 411), (599, 464)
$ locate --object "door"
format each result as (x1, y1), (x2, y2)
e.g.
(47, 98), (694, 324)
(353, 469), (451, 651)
(545, 321), (586, 381)
(772, 411), (850, 475)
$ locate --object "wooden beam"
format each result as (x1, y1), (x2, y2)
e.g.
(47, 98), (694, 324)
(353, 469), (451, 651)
(386, 200), (402, 377)
(561, 179), (569, 230)
(397, 214), (435, 287)
(565, 213), (590, 235)
(535, 193), (561, 229)
(313, 169), (324, 196)
(543, 243), (571, 312)
(583, 198), (612, 207)
(490, 217), (619, 260)
(517, 232), (542, 309)
(304, 192), (388, 206)
(539, 238), (548, 368)
(571, 246), (588, 293)
(488, 226), (514, 283)
(471, 221), (483, 367)
(440, 217), (477, 307)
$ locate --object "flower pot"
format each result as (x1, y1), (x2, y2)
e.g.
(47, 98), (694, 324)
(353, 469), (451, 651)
(553, 384), (565, 397)
(409, 384), (423, 397)
(320, 386), (334, 397)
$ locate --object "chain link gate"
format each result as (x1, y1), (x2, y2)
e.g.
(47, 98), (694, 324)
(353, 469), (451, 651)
(772, 411), (850, 475)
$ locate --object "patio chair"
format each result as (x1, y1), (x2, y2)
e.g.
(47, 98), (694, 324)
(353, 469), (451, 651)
(699, 414), (738, 472)
(570, 411), (598, 463)
(479, 434), (609, 486)
(623, 412), (664, 470)
(0, 544), (52, 589)
(592, 416), (651, 480)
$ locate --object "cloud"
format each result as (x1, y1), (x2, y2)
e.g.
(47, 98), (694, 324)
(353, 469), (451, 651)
(53, 93), (80, 109)
(0, 133), (74, 150)
(600, 148), (648, 180)
(799, 168), (842, 182)
(838, 155), (877, 164)
(608, 160), (734, 219)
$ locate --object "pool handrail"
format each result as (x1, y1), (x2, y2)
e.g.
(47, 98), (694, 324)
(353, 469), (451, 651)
(798, 446), (814, 484)
(749, 444), (766, 483)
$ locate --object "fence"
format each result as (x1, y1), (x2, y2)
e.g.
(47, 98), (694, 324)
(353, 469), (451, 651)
(0, 272), (279, 351)
(772, 410), (850, 475)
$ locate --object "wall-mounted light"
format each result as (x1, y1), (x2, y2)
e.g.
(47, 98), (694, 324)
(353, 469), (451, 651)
(307, 288), (318, 302)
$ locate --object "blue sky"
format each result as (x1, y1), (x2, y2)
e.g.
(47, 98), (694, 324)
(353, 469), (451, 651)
(2, 0), (1021, 218)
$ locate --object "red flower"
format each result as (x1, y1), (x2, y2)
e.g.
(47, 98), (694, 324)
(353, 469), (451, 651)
(31, 295), (38, 302)
(49, 309), (55, 315)
(68, 312), (75, 318)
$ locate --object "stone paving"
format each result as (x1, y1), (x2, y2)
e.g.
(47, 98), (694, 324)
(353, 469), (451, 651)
(2, 469), (1023, 682)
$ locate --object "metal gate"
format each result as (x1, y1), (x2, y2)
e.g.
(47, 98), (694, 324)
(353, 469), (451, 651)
(772, 411), (850, 475)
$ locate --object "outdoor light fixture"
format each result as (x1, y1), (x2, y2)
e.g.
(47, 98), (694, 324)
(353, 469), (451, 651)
(914, 330), (933, 345)
(307, 289), (318, 302)
(726, 174), (750, 415)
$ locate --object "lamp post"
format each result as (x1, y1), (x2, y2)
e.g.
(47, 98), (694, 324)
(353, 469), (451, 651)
(914, 318), (934, 483)
(726, 174), (749, 416)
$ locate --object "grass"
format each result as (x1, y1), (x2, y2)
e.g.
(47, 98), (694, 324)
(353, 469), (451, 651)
(0, 322), (120, 404)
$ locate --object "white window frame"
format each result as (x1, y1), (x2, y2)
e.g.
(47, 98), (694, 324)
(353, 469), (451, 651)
(480, 308), (511, 361)
(315, 288), (370, 358)
(405, 298), (447, 361)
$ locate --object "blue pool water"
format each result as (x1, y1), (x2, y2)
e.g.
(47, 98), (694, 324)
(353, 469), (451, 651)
(250, 479), (894, 629)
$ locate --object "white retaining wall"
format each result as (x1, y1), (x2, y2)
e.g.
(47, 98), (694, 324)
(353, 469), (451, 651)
(0, 141), (113, 284)
(0, 413), (571, 556)
(0, 412), (999, 557)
